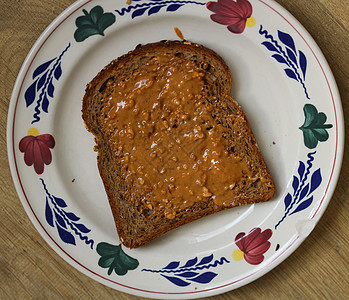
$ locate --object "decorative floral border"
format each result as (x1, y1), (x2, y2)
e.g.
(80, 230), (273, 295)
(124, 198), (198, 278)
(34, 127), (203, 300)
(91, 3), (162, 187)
(95, 226), (273, 287)
(12, 0), (339, 293)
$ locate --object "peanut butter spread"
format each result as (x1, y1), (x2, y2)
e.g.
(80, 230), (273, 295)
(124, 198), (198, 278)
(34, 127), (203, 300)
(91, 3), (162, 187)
(100, 53), (254, 219)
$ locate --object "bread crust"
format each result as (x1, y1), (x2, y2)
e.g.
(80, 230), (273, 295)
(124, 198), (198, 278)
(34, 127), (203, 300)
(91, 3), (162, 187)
(82, 40), (275, 248)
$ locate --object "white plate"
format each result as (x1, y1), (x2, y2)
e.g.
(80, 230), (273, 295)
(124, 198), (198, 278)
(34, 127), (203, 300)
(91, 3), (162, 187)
(7, 0), (344, 298)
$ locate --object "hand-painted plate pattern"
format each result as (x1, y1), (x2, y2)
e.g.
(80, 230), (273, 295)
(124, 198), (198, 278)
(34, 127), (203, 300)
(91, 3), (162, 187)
(7, 0), (343, 299)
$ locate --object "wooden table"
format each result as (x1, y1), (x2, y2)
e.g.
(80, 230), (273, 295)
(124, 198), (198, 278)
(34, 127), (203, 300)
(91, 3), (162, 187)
(1, 0), (348, 299)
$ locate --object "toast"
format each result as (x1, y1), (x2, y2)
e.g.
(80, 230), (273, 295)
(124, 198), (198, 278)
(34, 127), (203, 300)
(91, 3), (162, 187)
(82, 40), (275, 248)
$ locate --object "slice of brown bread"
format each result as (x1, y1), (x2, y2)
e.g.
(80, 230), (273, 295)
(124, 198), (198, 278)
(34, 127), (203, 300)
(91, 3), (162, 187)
(82, 40), (275, 248)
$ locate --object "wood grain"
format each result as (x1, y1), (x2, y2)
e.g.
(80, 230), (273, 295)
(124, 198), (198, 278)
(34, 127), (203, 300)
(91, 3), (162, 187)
(1, 0), (348, 299)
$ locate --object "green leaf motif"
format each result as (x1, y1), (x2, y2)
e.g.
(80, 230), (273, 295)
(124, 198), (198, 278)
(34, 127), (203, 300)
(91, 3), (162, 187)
(299, 104), (333, 149)
(74, 6), (116, 42)
(96, 242), (139, 275)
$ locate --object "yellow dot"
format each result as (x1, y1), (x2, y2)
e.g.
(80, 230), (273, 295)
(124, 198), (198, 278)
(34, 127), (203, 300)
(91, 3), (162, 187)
(246, 16), (256, 28)
(27, 128), (39, 137)
(232, 249), (244, 261)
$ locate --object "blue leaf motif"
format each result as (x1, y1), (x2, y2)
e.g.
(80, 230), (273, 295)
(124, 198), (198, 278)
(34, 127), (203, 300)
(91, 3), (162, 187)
(259, 26), (309, 100)
(197, 254), (213, 266)
(161, 275), (190, 287)
(148, 5), (165, 15)
(54, 211), (66, 228)
(284, 193), (292, 210)
(47, 79), (54, 98)
(132, 7), (148, 18)
(54, 62), (62, 80)
(292, 176), (299, 195)
(309, 168), (322, 194)
(54, 196), (67, 208)
(74, 223), (91, 233)
(176, 271), (199, 278)
(37, 71), (48, 91)
(262, 41), (279, 52)
(299, 50), (307, 79)
(24, 79), (38, 107)
(163, 261), (180, 270)
(299, 183), (309, 202)
(65, 212), (80, 221)
(298, 161), (305, 180)
(290, 196), (313, 215)
(278, 31), (296, 53)
(180, 257), (198, 268)
(286, 47), (298, 67)
(142, 253), (229, 287)
(42, 93), (49, 113)
(56, 222), (76, 245)
(40, 178), (94, 249)
(272, 54), (288, 65)
(45, 197), (54, 227)
(284, 68), (298, 81)
(32, 59), (54, 79)
(167, 4), (183, 12)
(275, 152), (319, 229)
(189, 272), (218, 284)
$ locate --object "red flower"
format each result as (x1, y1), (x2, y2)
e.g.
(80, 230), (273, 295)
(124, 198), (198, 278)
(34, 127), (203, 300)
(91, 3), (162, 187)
(234, 227), (272, 265)
(19, 133), (55, 175)
(207, 0), (253, 34)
